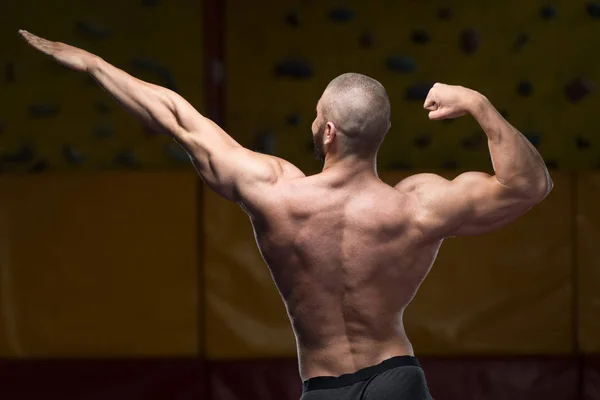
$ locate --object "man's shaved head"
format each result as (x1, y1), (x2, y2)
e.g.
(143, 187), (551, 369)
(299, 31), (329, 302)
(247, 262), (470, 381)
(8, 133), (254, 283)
(313, 73), (391, 161)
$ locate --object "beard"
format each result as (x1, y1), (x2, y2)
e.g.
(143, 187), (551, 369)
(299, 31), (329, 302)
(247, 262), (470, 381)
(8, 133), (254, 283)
(312, 123), (326, 162)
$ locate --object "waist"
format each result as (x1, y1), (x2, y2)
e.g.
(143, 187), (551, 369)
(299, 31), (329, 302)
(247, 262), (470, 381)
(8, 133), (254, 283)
(302, 355), (421, 392)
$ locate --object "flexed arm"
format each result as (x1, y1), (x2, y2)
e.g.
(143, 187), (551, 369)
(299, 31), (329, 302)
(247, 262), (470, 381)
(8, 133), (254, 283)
(397, 83), (553, 237)
(19, 30), (304, 205)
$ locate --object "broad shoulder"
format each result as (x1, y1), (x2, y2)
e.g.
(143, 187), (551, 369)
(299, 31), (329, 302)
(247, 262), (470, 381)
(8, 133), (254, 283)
(394, 173), (450, 194)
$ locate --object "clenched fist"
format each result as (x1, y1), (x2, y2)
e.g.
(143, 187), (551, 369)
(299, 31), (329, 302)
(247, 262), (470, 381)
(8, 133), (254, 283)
(423, 83), (481, 121)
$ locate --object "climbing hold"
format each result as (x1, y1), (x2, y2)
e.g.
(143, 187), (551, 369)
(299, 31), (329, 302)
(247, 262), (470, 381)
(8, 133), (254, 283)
(92, 122), (115, 139)
(286, 114), (301, 126)
(274, 59), (313, 79)
(114, 149), (138, 168)
(285, 11), (300, 27)
(588, 2), (600, 18)
(514, 33), (530, 52)
(386, 55), (416, 73)
(576, 136), (591, 149)
(164, 142), (189, 164)
(517, 81), (534, 97)
(411, 30), (431, 45)
(540, 5), (558, 20)
(328, 7), (355, 22)
(459, 29), (480, 54)
(29, 104), (60, 118)
(29, 160), (48, 173)
(76, 21), (112, 39)
(63, 145), (86, 165)
(525, 133), (541, 148)
(5, 63), (14, 82)
(3, 145), (35, 163)
(132, 58), (178, 92)
(413, 133), (432, 149)
(437, 7), (453, 20)
(405, 83), (433, 101)
(461, 132), (485, 150)
(565, 78), (592, 103)
(358, 30), (374, 48)
(255, 131), (276, 155)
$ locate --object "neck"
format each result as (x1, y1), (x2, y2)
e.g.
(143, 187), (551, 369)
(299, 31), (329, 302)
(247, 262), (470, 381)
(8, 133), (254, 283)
(321, 153), (378, 178)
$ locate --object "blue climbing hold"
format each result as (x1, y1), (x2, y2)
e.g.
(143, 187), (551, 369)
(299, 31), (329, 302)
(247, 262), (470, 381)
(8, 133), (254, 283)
(63, 145), (86, 165)
(588, 2), (600, 18)
(386, 55), (416, 73)
(3, 145), (35, 163)
(411, 30), (431, 45)
(114, 149), (138, 168)
(328, 7), (355, 22)
(540, 4), (558, 19)
(286, 114), (301, 126)
(405, 83), (433, 101)
(133, 58), (178, 92)
(274, 59), (313, 79)
(517, 81), (534, 97)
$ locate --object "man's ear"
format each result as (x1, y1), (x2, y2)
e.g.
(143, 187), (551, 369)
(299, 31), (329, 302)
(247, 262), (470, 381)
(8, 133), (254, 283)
(324, 122), (336, 144)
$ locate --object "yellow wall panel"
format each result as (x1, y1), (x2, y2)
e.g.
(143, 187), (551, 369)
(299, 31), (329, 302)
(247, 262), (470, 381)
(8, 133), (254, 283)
(203, 189), (296, 359)
(385, 172), (573, 355)
(0, 172), (199, 357)
(577, 173), (600, 353)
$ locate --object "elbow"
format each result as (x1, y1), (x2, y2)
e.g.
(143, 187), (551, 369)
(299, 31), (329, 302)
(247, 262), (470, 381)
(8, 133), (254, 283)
(526, 176), (553, 204)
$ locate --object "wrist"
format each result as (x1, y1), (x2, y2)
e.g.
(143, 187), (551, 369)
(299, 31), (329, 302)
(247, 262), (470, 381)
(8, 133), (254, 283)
(86, 55), (103, 74)
(464, 90), (488, 116)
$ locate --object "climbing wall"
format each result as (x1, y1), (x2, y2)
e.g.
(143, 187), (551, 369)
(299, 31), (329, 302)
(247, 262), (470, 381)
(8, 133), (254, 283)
(226, 0), (599, 173)
(0, 0), (204, 172)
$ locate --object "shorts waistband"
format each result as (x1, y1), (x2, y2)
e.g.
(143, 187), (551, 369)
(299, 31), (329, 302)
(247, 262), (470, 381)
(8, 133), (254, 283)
(302, 355), (421, 392)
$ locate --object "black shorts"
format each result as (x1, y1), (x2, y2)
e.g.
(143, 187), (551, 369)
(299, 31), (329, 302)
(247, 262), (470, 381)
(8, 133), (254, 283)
(301, 356), (433, 400)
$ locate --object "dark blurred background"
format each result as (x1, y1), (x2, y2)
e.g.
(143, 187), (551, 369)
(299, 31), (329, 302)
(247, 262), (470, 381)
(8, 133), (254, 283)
(0, 0), (599, 399)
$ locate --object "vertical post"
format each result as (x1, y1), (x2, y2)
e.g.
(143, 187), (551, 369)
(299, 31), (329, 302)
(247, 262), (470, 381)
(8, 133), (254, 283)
(201, 0), (225, 398)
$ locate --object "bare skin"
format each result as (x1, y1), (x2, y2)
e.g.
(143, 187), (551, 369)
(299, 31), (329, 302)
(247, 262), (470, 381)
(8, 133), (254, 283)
(20, 31), (553, 380)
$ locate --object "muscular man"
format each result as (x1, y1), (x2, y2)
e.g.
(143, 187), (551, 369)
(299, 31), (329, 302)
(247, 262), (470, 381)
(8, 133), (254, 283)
(20, 31), (552, 400)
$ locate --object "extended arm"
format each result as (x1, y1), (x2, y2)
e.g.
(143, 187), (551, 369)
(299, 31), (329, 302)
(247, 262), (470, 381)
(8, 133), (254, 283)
(397, 84), (553, 237)
(19, 30), (304, 204)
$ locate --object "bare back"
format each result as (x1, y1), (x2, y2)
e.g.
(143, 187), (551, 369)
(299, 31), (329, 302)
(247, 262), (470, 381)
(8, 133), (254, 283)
(247, 173), (442, 380)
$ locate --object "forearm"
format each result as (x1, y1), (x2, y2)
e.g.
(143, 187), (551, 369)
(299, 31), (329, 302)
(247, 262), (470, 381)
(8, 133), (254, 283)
(87, 57), (201, 140)
(468, 94), (553, 198)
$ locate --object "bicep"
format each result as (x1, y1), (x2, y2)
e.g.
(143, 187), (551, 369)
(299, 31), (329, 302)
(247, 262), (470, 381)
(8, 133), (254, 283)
(400, 172), (536, 238)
